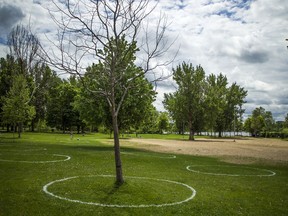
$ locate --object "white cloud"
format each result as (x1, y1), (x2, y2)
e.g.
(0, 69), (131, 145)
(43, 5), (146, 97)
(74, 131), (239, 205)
(0, 0), (287, 121)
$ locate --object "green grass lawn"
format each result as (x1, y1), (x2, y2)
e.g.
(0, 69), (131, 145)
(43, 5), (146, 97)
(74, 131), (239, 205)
(0, 132), (287, 215)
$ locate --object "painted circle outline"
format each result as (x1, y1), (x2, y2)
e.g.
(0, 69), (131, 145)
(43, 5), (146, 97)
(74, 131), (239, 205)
(186, 165), (276, 177)
(0, 154), (71, 163)
(43, 175), (196, 208)
(121, 152), (176, 159)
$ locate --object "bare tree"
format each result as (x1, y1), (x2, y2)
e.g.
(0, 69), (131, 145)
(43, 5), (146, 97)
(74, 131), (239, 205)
(42, 0), (174, 185)
(8, 25), (41, 76)
(7, 25), (52, 132)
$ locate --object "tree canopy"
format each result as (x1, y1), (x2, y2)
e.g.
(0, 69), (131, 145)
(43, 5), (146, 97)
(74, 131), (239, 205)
(244, 106), (278, 137)
(164, 62), (206, 140)
(164, 62), (247, 139)
(1, 75), (35, 138)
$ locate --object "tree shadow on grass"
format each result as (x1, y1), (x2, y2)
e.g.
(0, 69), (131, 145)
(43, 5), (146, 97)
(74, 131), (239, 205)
(98, 179), (128, 206)
(70, 145), (143, 153)
(70, 145), (113, 152)
(109, 181), (125, 194)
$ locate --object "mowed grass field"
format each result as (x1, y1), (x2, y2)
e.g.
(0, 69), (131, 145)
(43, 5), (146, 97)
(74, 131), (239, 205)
(0, 132), (287, 215)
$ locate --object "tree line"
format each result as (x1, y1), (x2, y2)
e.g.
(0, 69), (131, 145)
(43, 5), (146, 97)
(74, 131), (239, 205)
(244, 106), (288, 138)
(0, 38), (247, 140)
(0, 51), (163, 137)
(0, 26), (171, 137)
(163, 62), (248, 140)
(1, 25), (288, 140)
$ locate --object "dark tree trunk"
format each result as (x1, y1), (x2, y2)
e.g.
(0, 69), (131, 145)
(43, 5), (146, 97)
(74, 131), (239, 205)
(188, 120), (195, 141)
(189, 128), (195, 140)
(218, 131), (222, 137)
(31, 119), (35, 132)
(18, 122), (22, 138)
(112, 112), (124, 185)
(77, 125), (80, 134)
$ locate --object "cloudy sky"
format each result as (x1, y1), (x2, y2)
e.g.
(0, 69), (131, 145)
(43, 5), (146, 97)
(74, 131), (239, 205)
(0, 0), (287, 121)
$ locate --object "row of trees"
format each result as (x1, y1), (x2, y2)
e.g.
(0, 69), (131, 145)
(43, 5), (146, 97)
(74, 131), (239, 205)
(163, 62), (247, 140)
(0, 53), (250, 140)
(0, 54), (171, 136)
(0, 24), (57, 137)
(0, 26), (249, 141)
(244, 107), (288, 137)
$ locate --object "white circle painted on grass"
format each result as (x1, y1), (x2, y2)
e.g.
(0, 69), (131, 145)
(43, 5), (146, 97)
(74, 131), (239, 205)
(186, 165), (276, 177)
(122, 152), (176, 159)
(43, 175), (196, 208)
(0, 154), (71, 163)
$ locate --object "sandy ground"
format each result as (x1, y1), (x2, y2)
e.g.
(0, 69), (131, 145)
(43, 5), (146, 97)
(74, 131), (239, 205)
(119, 138), (288, 164)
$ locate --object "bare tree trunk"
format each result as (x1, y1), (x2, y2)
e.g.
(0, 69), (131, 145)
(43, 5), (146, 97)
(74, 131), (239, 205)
(112, 111), (124, 185)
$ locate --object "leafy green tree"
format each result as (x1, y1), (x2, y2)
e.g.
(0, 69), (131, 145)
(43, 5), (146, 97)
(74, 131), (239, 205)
(157, 112), (169, 134)
(223, 82), (247, 136)
(245, 107), (273, 136)
(165, 68), (247, 138)
(212, 79), (247, 137)
(263, 111), (275, 136)
(30, 64), (55, 131)
(46, 80), (81, 133)
(117, 75), (156, 133)
(164, 92), (186, 134)
(275, 121), (284, 132)
(251, 115), (265, 136)
(244, 117), (253, 135)
(46, 78), (63, 131)
(203, 73), (247, 137)
(204, 73), (228, 136)
(139, 106), (159, 134)
(1, 75), (35, 138)
(0, 55), (20, 130)
(44, 0), (173, 185)
(74, 60), (156, 135)
(284, 113), (288, 128)
(6, 25), (52, 132)
(73, 87), (106, 132)
(164, 62), (206, 140)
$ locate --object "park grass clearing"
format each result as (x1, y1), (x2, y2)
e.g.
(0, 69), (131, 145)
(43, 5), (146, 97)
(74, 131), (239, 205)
(0, 132), (288, 215)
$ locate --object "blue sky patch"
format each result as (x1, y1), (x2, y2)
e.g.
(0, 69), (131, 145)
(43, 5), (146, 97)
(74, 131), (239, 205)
(0, 37), (7, 45)
(216, 9), (236, 18)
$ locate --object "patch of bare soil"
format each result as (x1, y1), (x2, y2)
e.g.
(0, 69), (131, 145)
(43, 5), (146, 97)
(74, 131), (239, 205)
(121, 138), (288, 165)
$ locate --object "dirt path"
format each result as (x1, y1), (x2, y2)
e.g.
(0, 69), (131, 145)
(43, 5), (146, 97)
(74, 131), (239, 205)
(120, 138), (288, 164)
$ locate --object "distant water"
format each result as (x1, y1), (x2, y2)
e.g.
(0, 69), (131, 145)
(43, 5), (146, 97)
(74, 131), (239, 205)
(199, 131), (251, 137)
